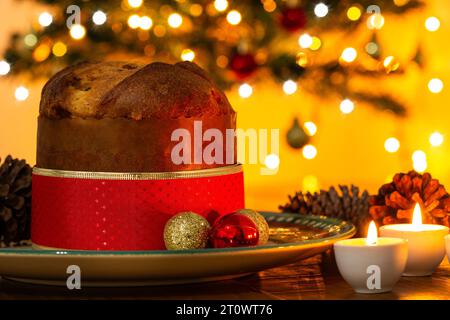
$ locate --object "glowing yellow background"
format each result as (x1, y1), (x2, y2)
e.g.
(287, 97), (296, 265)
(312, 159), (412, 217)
(0, 0), (448, 211)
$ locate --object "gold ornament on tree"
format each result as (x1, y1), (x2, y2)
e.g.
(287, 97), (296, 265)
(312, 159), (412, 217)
(287, 117), (310, 149)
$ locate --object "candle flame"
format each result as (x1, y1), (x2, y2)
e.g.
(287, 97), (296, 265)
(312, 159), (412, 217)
(412, 203), (422, 226)
(366, 221), (378, 245)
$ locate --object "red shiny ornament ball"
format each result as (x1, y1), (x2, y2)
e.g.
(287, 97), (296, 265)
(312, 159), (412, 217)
(279, 8), (307, 32)
(229, 53), (258, 79)
(210, 213), (259, 248)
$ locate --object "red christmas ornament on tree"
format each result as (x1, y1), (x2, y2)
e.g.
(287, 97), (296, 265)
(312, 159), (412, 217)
(229, 53), (258, 79)
(210, 213), (259, 248)
(279, 7), (307, 32)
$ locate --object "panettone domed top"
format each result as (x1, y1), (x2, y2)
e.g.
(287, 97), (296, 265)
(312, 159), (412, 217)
(39, 61), (234, 120)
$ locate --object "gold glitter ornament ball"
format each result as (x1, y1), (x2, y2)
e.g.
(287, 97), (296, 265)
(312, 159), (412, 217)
(236, 209), (270, 245)
(164, 211), (211, 250)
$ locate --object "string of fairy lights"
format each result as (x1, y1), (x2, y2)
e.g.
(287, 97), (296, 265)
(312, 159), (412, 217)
(0, 0), (445, 173)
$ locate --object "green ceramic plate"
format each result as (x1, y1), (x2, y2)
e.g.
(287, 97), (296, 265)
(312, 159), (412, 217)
(0, 212), (355, 287)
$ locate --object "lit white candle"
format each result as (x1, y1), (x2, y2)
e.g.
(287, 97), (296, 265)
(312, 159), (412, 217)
(380, 203), (449, 276)
(334, 221), (408, 293)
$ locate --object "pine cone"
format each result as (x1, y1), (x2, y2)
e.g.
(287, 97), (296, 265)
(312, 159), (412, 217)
(0, 155), (32, 246)
(369, 171), (450, 227)
(279, 185), (371, 237)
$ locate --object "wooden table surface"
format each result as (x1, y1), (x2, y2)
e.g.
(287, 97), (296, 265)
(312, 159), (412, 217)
(0, 252), (448, 300)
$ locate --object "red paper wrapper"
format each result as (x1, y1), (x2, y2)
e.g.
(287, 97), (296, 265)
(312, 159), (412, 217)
(31, 165), (244, 250)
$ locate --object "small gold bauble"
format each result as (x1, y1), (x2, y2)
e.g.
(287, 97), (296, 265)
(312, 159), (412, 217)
(164, 211), (210, 250)
(236, 209), (270, 245)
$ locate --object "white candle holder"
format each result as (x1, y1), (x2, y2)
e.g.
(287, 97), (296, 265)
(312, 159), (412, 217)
(380, 224), (449, 276)
(334, 238), (408, 294)
(444, 234), (450, 263)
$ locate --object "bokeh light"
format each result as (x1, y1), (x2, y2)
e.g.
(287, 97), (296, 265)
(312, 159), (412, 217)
(425, 16), (440, 32)
(93, 10), (107, 25)
(302, 145), (317, 160)
(238, 83), (253, 98)
(38, 12), (53, 27)
(15, 86), (29, 101)
(428, 78), (443, 93)
(226, 10), (242, 25)
(214, 0), (228, 12)
(304, 121), (317, 136)
(168, 13), (183, 28)
(298, 33), (313, 48)
(265, 153), (280, 169)
(283, 80), (297, 95)
(181, 48), (195, 61)
(429, 132), (444, 147)
(0, 60), (10, 75)
(340, 99), (355, 114)
(384, 137), (400, 153)
(314, 3), (329, 18)
(70, 24), (86, 39)
(341, 47), (357, 63)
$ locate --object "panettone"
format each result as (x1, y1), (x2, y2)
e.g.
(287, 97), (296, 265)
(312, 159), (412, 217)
(37, 61), (236, 172)
(32, 61), (244, 250)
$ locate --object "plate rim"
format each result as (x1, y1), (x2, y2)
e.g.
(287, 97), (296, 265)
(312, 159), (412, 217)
(0, 212), (355, 257)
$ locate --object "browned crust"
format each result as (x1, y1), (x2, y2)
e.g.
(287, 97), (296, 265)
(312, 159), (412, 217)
(39, 61), (235, 120)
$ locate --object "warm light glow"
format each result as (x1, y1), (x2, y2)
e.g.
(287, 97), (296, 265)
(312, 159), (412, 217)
(70, 24), (86, 39)
(302, 175), (319, 192)
(128, 14), (140, 29)
(263, 0), (277, 12)
(368, 13), (385, 29)
(15, 86), (29, 101)
(127, 0), (143, 8)
(214, 0), (228, 12)
(168, 13), (183, 28)
(226, 10), (242, 25)
(302, 144), (317, 160)
(298, 33), (313, 48)
(347, 6), (361, 21)
(93, 10), (107, 25)
(265, 153), (280, 169)
(412, 150), (427, 173)
(304, 121), (317, 136)
(52, 42), (67, 57)
(428, 78), (443, 93)
(24, 34), (38, 47)
(340, 99), (354, 114)
(38, 12), (53, 27)
(365, 42), (378, 55)
(296, 52), (308, 67)
(429, 132), (444, 147)
(341, 47), (357, 63)
(310, 37), (322, 50)
(366, 221), (378, 245)
(33, 44), (50, 62)
(283, 80), (297, 95)
(153, 25), (166, 37)
(383, 56), (400, 73)
(190, 4), (203, 17)
(181, 48), (195, 61)
(0, 60), (10, 76)
(384, 137), (400, 153)
(139, 16), (153, 30)
(425, 16), (440, 32)
(238, 83), (253, 98)
(314, 3), (328, 18)
(412, 203), (422, 226)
